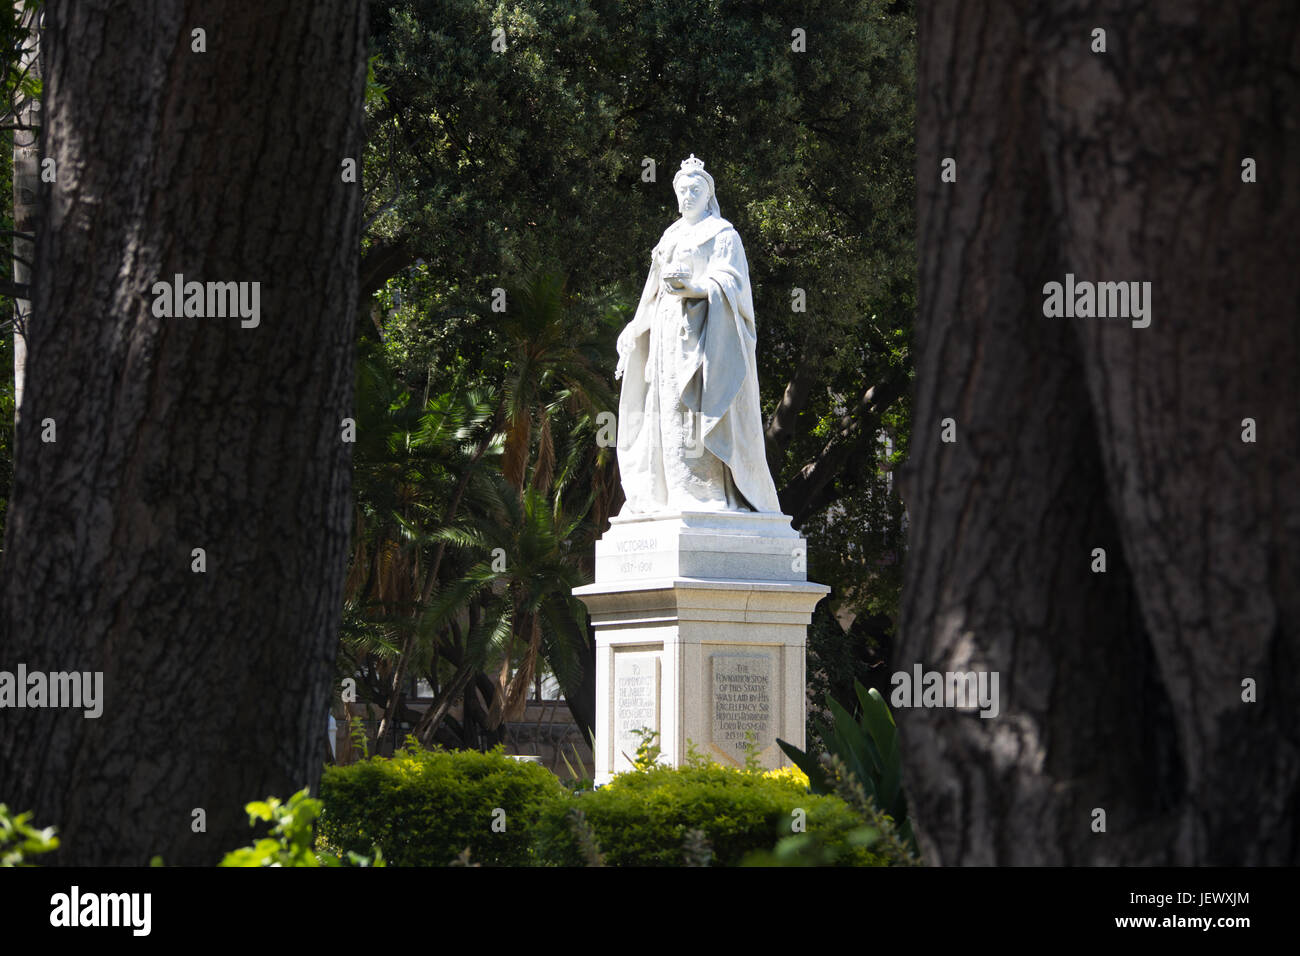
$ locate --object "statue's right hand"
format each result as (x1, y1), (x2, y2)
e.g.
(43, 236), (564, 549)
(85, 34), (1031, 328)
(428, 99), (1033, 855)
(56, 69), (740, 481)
(616, 323), (640, 357)
(614, 325), (637, 380)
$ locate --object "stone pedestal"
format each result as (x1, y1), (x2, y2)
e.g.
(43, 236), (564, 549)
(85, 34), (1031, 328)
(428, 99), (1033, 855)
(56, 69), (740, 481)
(574, 511), (829, 784)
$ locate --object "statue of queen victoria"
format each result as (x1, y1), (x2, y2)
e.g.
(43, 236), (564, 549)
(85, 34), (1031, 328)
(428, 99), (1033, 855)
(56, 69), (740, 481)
(614, 156), (783, 516)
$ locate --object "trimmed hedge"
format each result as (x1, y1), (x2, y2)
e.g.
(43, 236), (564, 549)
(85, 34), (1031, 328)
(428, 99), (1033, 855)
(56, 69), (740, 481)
(319, 745), (567, 866)
(533, 763), (886, 866)
(320, 746), (888, 867)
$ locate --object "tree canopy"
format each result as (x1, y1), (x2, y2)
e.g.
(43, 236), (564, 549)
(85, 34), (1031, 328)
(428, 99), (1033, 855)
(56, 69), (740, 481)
(358, 0), (916, 621)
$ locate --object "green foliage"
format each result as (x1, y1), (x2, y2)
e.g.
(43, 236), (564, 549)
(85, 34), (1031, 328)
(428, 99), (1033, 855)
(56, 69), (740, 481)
(364, 53), (388, 109)
(319, 743), (568, 866)
(348, 715), (370, 759)
(741, 822), (880, 867)
(564, 807), (606, 866)
(0, 4), (42, 548)
(421, 476), (595, 699)
(626, 727), (661, 771)
(738, 731), (765, 773)
(0, 2), (40, 108)
(745, 755), (919, 867)
(218, 788), (384, 867)
(778, 679), (916, 852)
(363, 0), (917, 628)
(342, 266), (615, 752)
(805, 605), (895, 747)
(822, 753), (919, 865)
(345, 0), (917, 756)
(681, 738), (711, 768)
(0, 803), (58, 866)
(0, 331), (12, 547)
(533, 764), (886, 867)
(557, 740), (594, 789)
(682, 827), (714, 867)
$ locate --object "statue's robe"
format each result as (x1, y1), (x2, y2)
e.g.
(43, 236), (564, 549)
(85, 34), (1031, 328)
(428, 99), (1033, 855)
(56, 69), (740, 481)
(616, 213), (783, 514)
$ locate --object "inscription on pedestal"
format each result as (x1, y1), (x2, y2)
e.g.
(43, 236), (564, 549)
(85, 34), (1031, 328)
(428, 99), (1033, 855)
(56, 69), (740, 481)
(611, 535), (661, 577)
(613, 650), (661, 771)
(614, 536), (659, 553)
(710, 652), (774, 763)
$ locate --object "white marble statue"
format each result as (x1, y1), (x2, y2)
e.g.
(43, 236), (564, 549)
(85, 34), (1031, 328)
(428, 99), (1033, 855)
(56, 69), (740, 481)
(614, 156), (782, 515)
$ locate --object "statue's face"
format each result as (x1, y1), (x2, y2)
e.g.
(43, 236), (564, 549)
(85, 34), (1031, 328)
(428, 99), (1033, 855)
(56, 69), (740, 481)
(675, 174), (710, 217)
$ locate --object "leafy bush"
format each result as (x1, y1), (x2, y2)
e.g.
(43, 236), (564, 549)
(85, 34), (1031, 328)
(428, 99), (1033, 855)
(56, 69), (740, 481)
(219, 788), (383, 867)
(744, 754), (919, 866)
(319, 742), (568, 866)
(0, 804), (58, 866)
(533, 763), (886, 867)
(762, 765), (810, 788)
(779, 680), (916, 852)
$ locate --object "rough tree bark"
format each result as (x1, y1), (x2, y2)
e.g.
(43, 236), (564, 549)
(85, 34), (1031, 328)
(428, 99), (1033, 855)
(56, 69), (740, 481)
(898, 1), (1299, 864)
(0, 1), (366, 865)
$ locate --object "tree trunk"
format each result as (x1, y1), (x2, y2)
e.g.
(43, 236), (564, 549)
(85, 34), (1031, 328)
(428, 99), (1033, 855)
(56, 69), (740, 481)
(413, 658), (477, 747)
(565, 620), (597, 750)
(0, 0), (367, 865)
(898, 0), (1299, 864)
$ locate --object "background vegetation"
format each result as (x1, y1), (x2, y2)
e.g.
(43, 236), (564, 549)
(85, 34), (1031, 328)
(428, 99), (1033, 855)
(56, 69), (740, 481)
(342, 0), (916, 754)
(0, 0), (915, 774)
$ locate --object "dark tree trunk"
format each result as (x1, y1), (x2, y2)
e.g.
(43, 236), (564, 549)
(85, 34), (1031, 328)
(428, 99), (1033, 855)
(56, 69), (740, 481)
(565, 618), (597, 750)
(898, 1), (1300, 864)
(0, 0), (366, 865)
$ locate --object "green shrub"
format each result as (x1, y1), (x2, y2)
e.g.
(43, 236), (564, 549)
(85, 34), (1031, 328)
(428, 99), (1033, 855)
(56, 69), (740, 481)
(742, 755), (920, 866)
(779, 680), (917, 853)
(0, 804), (59, 866)
(533, 763), (886, 867)
(218, 788), (383, 867)
(319, 743), (568, 866)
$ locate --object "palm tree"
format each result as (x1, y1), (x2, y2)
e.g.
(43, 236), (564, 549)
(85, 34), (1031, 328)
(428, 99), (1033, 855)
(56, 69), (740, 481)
(343, 346), (499, 753)
(411, 477), (593, 744)
(342, 264), (624, 754)
(495, 267), (617, 494)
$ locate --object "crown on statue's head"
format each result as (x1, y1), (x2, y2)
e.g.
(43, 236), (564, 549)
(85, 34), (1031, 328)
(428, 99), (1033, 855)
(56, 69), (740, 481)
(680, 154), (706, 174)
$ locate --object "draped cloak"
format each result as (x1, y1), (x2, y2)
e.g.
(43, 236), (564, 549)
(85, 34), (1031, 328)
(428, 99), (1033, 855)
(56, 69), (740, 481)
(616, 213), (782, 514)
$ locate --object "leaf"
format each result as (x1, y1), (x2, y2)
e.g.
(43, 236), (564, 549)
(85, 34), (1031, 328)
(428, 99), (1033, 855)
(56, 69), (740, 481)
(826, 696), (879, 794)
(244, 801), (274, 823)
(775, 738), (830, 793)
(856, 684), (902, 812)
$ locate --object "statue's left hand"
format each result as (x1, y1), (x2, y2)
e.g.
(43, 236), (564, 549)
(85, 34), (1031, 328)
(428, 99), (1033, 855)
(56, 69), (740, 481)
(664, 276), (708, 299)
